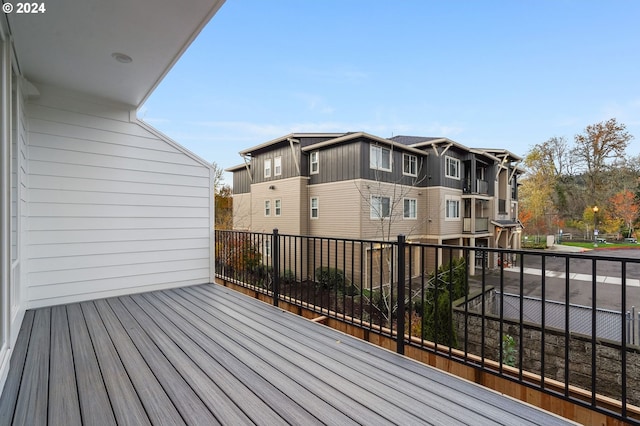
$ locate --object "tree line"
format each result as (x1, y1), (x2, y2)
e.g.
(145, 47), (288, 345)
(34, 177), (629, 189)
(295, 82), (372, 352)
(518, 118), (639, 239)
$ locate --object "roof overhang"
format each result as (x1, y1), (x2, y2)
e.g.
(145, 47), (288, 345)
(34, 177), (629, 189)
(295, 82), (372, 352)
(301, 132), (428, 156)
(4, 0), (225, 107)
(238, 133), (345, 156)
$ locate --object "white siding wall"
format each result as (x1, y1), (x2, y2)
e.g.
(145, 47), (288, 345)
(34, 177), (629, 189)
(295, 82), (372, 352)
(25, 85), (213, 307)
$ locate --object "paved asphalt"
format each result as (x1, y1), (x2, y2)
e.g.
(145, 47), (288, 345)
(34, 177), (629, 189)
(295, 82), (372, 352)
(468, 248), (640, 312)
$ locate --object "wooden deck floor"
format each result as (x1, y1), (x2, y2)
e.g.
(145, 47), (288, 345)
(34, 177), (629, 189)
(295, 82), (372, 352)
(0, 283), (575, 425)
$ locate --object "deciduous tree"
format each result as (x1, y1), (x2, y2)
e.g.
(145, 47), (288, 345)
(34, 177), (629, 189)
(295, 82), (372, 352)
(572, 118), (633, 205)
(608, 190), (640, 237)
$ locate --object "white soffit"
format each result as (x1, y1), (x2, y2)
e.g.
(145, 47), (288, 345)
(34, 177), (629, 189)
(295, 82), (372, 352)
(6, 0), (225, 107)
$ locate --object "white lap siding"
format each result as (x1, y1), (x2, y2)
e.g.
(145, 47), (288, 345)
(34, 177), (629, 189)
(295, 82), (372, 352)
(26, 86), (213, 307)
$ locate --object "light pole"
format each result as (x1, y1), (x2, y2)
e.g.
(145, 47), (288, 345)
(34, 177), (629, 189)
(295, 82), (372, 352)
(593, 205), (599, 247)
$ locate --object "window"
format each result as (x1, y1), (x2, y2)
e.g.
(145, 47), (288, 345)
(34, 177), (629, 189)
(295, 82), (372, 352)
(264, 158), (272, 178)
(264, 238), (271, 257)
(264, 200), (271, 216)
(370, 145), (392, 171)
(310, 151), (319, 174)
(310, 197), (319, 218)
(403, 154), (417, 176)
(274, 156), (282, 176)
(445, 196), (460, 220)
(275, 199), (281, 216)
(445, 156), (460, 179)
(370, 196), (391, 219)
(403, 198), (417, 219)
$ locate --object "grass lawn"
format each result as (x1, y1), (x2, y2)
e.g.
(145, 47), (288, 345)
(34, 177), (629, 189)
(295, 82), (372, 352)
(561, 241), (639, 249)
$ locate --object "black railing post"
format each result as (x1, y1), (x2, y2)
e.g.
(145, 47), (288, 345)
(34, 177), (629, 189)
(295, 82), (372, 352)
(272, 228), (280, 307)
(396, 235), (406, 355)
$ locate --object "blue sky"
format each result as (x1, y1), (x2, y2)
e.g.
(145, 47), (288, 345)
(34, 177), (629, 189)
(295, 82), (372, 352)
(141, 1), (640, 184)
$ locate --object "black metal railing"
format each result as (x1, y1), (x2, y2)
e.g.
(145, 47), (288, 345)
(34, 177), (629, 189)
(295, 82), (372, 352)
(215, 229), (640, 424)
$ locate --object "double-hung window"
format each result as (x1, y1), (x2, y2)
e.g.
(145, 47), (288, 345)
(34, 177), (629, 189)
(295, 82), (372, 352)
(310, 151), (319, 174)
(275, 199), (281, 216)
(403, 198), (417, 219)
(403, 154), (417, 176)
(310, 197), (319, 218)
(274, 156), (282, 176)
(264, 200), (271, 216)
(445, 156), (460, 179)
(370, 145), (392, 171)
(445, 196), (460, 220)
(264, 158), (272, 178)
(370, 195), (391, 219)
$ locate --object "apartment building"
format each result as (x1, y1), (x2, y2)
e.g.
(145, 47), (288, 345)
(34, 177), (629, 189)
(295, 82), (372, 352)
(229, 132), (522, 272)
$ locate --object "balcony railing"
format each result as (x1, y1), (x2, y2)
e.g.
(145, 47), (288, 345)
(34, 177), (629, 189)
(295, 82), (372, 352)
(215, 229), (640, 425)
(463, 217), (489, 233)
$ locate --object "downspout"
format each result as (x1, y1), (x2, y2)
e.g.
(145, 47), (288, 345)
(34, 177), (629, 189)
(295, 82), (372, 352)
(287, 138), (301, 175)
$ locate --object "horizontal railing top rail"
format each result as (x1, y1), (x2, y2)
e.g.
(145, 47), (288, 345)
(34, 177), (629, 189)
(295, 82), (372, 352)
(215, 229), (640, 425)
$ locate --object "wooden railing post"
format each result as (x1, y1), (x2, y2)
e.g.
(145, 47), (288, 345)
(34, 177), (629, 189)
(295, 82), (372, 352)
(396, 234), (406, 355)
(272, 229), (280, 307)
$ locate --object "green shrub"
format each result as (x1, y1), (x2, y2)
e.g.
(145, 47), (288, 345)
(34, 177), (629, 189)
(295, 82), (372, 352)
(314, 267), (346, 290)
(502, 334), (517, 367)
(280, 269), (296, 284)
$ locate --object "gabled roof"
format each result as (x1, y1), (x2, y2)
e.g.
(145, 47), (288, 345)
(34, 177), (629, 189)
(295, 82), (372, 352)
(389, 135), (444, 146)
(301, 132), (427, 155)
(239, 133), (345, 156)
(5, 0), (225, 107)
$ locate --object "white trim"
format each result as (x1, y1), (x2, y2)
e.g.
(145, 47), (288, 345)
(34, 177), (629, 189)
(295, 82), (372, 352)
(264, 199), (271, 217)
(370, 195), (391, 219)
(274, 199), (281, 217)
(310, 151), (319, 175)
(370, 145), (392, 172)
(445, 195), (461, 221)
(402, 153), (417, 177)
(310, 197), (319, 219)
(445, 156), (460, 180)
(403, 197), (417, 220)
(264, 158), (272, 178)
(274, 156), (282, 177)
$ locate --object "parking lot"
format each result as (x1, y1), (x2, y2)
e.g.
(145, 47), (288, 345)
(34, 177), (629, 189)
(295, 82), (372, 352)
(469, 249), (640, 311)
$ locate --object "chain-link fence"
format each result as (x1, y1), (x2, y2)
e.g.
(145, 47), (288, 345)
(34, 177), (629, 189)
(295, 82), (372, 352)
(496, 291), (640, 345)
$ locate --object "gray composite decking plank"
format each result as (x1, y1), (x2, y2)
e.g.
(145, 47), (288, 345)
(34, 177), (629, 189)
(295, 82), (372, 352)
(148, 290), (336, 426)
(105, 297), (220, 426)
(80, 302), (151, 426)
(66, 304), (117, 426)
(203, 284), (574, 426)
(0, 310), (34, 424)
(48, 306), (82, 426)
(182, 286), (459, 425)
(92, 299), (186, 426)
(168, 287), (409, 425)
(199, 286), (515, 425)
(226, 292), (572, 426)
(124, 294), (269, 425)
(12, 308), (50, 426)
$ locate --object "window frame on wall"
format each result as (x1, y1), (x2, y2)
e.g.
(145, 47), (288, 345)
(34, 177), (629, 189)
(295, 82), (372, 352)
(264, 158), (272, 178)
(403, 198), (417, 219)
(310, 197), (319, 219)
(274, 156), (282, 176)
(370, 195), (391, 219)
(445, 156), (460, 179)
(370, 145), (392, 172)
(310, 151), (319, 175)
(264, 200), (271, 216)
(445, 195), (461, 220)
(403, 153), (417, 177)
(274, 199), (281, 216)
